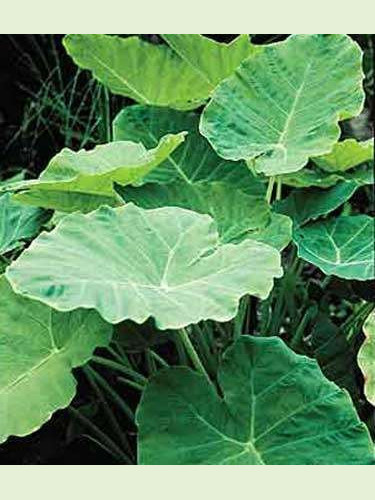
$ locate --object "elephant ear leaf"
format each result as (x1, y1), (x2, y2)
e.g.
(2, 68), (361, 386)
(137, 336), (374, 464)
(294, 215), (375, 280)
(3, 134), (185, 213)
(358, 311), (375, 405)
(200, 34), (364, 175)
(64, 34), (255, 110)
(0, 276), (112, 443)
(6, 204), (282, 330)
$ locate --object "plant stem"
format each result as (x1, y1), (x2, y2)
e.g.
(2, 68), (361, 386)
(178, 328), (212, 384)
(276, 177), (282, 200)
(68, 407), (131, 464)
(147, 349), (169, 368)
(91, 356), (146, 386)
(117, 377), (144, 392)
(266, 176), (275, 204)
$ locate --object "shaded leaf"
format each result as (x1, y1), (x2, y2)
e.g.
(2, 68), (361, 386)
(200, 34), (364, 175)
(276, 182), (359, 226)
(0, 276), (112, 443)
(358, 311), (375, 405)
(4, 135), (185, 213)
(281, 164), (374, 188)
(116, 180), (270, 244)
(6, 204), (282, 330)
(113, 104), (264, 192)
(0, 193), (50, 255)
(294, 215), (374, 280)
(137, 336), (373, 464)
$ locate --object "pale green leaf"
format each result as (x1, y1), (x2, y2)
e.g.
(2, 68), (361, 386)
(6, 204), (282, 330)
(64, 34), (254, 110)
(0, 193), (50, 255)
(0, 276), (112, 443)
(294, 215), (374, 280)
(358, 311), (375, 405)
(113, 105), (264, 192)
(5, 135), (184, 213)
(137, 336), (373, 464)
(116, 180), (270, 244)
(313, 138), (374, 173)
(276, 182), (359, 226)
(200, 34), (364, 175)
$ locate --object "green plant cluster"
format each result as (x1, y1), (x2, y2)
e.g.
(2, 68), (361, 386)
(0, 34), (374, 464)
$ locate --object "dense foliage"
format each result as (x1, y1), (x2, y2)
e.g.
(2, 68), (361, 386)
(0, 34), (374, 464)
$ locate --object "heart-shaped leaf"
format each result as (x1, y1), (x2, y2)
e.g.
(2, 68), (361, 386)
(358, 311), (375, 405)
(6, 204), (282, 329)
(294, 215), (374, 280)
(281, 164), (374, 188)
(0, 193), (50, 255)
(137, 336), (373, 464)
(200, 34), (364, 175)
(4, 134), (184, 213)
(64, 35), (254, 110)
(0, 276), (112, 443)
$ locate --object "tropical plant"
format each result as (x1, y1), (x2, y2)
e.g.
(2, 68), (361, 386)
(0, 34), (374, 465)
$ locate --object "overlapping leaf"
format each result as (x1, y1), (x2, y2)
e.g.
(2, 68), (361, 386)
(64, 34), (255, 110)
(294, 215), (374, 280)
(0, 276), (112, 443)
(313, 138), (374, 173)
(0, 193), (49, 255)
(281, 164), (374, 188)
(6, 204), (282, 329)
(358, 311), (375, 405)
(116, 181), (270, 244)
(113, 105), (264, 191)
(3, 135), (185, 213)
(200, 34), (364, 175)
(137, 336), (373, 464)
(276, 182), (359, 227)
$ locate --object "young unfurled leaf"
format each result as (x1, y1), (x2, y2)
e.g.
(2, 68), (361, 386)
(64, 35), (255, 110)
(116, 180), (270, 244)
(0, 193), (50, 255)
(137, 336), (373, 464)
(0, 276), (112, 443)
(358, 311), (375, 405)
(6, 204), (282, 330)
(4, 135), (185, 213)
(200, 34), (364, 175)
(294, 215), (374, 280)
(113, 105), (264, 191)
(275, 182), (359, 227)
(313, 138), (374, 173)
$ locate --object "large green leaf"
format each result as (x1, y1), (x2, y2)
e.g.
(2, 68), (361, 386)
(276, 182), (359, 227)
(313, 138), (374, 173)
(113, 105), (264, 191)
(0, 193), (49, 255)
(200, 34), (364, 175)
(64, 35), (254, 110)
(6, 204), (282, 330)
(0, 276), (111, 443)
(294, 215), (374, 280)
(116, 181), (270, 244)
(137, 336), (373, 464)
(358, 311), (375, 405)
(4, 135), (184, 213)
